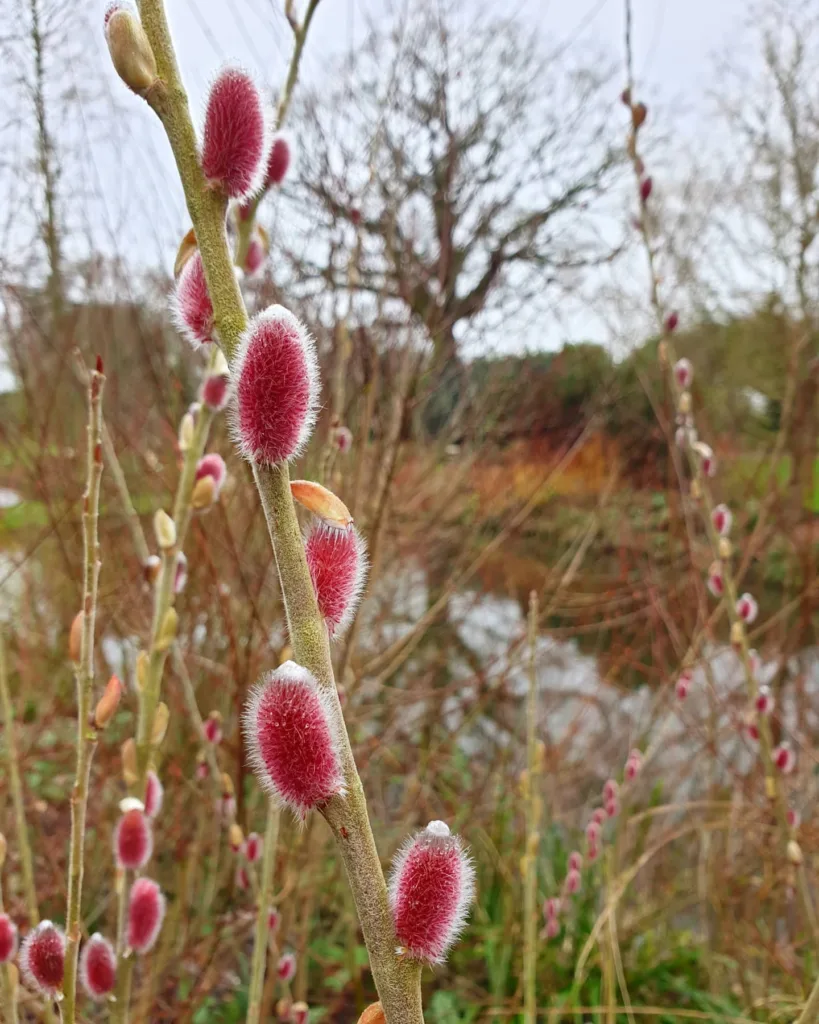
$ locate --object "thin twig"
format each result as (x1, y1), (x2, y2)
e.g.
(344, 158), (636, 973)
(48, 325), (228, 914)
(522, 592), (539, 1024)
(62, 361), (106, 1023)
(0, 634), (39, 928)
(246, 801), (280, 1024)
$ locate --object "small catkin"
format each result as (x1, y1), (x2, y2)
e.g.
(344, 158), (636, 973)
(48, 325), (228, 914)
(19, 921), (65, 996)
(127, 878), (166, 953)
(305, 522), (368, 637)
(388, 820), (475, 963)
(243, 661), (344, 819)
(79, 933), (117, 1000)
(230, 306), (319, 465)
(0, 914), (19, 963)
(201, 68), (269, 199)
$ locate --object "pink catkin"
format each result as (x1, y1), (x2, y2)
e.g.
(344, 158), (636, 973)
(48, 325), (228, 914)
(231, 306), (319, 465)
(0, 914), (18, 962)
(332, 424), (353, 453)
(712, 503), (732, 536)
(277, 952), (296, 982)
(388, 820), (475, 964)
(201, 68), (268, 199)
(173, 250), (214, 348)
(564, 868), (582, 895)
(543, 897), (560, 920)
(737, 592), (758, 625)
(625, 750), (642, 780)
(202, 373), (229, 411)
(266, 134), (292, 187)
(586, 820), (601, 845)
(244, 832), (261, 863)
(707, 566), (724, 598)
(20, 921), (65, 995)
(305, 523), (368, 637)
(196, 453), (227, 497)
(673, 358), (693, 389)
(204, 712), (223, 745)
(80, 933), (117, 1000)
(145, 771), (164, 819)
(127, 878), (166, 953)
(243, 661), (344, 819)
(244, 236), (266, 275)
(114, 809), (153, 870)
(268, 907), (280, 932)
(756, 686), (774, 715)
(568, 851), (583, 872)
(774, 743), (796, 774)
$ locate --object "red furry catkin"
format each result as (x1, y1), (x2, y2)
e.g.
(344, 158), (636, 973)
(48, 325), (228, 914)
(127, 878), (166, 953)
(202, 372), (229, 411)
(201, 68), (268, 199)
(774, 743), (796, 775)
(266, 134), (292, 187)
(231, 306), (319, 465)
(243, 661), (344, 819)
(277, 951), (297, 981)
(204, 710), (223, 745)
(388, 820), (474, 963)
(80, 933), (117, 1000)
(114, 805), (153, 869)
(305, 522), (367, 637)
(172, 250), (214, 348)
(144, 770), (164, 819)
(20, 921), (66, 996)
(0, 913), (18, 962)
(244, 832), (261, 863)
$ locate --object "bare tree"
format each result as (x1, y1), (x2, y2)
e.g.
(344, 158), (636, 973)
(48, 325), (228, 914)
(276, 1), (623, 363)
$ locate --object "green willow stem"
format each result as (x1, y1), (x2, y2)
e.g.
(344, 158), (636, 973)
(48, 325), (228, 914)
(133, 1), (427, 1019)
(0, 634), (39, 929)
(246, 801), (280, 1024)
(253, 465), (425, 1024)
(62, 364), (106, 1024)
(522, 592), (540, 1024)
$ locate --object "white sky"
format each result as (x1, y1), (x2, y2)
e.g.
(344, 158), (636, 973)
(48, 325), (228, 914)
(0, 0), (761, 379)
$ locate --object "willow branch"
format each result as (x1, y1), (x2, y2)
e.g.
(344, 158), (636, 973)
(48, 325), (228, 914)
(136, 3), (425, 1017)
(62, 362), (106, 1024)
(522, 592), (539, 1024)
(0, 635), (39, 929)
(246, 801), (280, 1024)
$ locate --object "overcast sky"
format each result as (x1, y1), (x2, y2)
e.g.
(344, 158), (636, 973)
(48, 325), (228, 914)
(0, 0), (764, 380)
